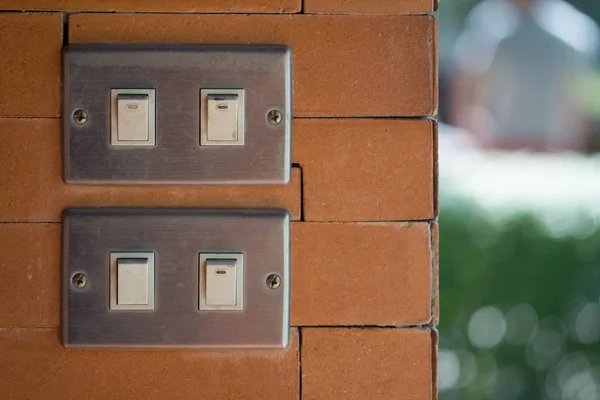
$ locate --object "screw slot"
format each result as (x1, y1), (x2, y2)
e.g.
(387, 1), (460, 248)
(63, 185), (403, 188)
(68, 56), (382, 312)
(73, 109), (88, 125)
(266, 273), (281, 289)
(267, 109), (283, 125)
(72, 273), (87, 289)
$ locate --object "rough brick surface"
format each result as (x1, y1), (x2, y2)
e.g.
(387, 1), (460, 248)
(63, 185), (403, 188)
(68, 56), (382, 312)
(0, 119), (301, 222)
(0, 13), (61, 117)
(302, 328), (433, 400)
(305, 0), (434, 14)
(0, 329), (299, 400)
(69, 14), (437, 117)
(291, 223), (432, 326)
(0, 7), (438, 399)
(293, 119), (434, 221)
(0, 224), (60, 328)
(0, 0), (300, 12)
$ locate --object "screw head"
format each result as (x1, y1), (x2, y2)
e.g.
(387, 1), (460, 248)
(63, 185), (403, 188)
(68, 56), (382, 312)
(73, 109), (88, 125)
(266, 273), (281, 289)
(267, 109), (283, 125)
(72, 273), (87, 289)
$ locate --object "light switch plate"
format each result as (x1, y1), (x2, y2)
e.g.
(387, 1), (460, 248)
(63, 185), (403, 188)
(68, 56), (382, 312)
(64, 45), (291, 185)
(63, 209), (290, 349)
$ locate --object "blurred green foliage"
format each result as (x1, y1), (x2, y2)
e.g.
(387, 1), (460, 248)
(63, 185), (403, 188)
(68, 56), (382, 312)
(439, 189), (600, 399)
(437, 2), (600, 394)
(578, 73), (600, 117)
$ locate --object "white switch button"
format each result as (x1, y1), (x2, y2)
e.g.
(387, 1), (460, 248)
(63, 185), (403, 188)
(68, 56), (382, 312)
(207, 94), (238, 142)
(117, 258), (149, 305)
(110, 252), (155, 310)
(205, 259), (237, 306)
(200, 89), (245, 146)
(110, 89), (156, 147)
(117, 94), (149, 142)
(199, 253), (244, 310)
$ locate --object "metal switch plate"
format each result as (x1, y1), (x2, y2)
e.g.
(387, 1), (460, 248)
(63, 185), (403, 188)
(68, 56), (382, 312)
(63, 209), (290, 349)
(64, 45), (292, 185)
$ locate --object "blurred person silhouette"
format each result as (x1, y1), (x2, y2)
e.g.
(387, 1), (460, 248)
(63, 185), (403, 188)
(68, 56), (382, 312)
(451, 0), (599, 151)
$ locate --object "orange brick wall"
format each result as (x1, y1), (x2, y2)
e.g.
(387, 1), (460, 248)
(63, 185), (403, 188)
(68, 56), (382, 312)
(0, 2), (438, 399)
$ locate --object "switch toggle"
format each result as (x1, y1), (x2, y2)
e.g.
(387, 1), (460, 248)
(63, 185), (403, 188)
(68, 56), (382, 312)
(207, 94), (238, 142)
(110, 252), (155, 310)
(110, 89), (156, 147)
(117, 257), (149, 305)
(199, 253), (244, 310)
(117, 94), (149, 142)
(200, 89), (245, 146)
(205, 259), (237, 306)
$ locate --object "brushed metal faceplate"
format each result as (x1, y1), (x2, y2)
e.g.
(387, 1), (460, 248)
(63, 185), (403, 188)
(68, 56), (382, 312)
(64, 45), (292, 185)
(63, 209), (290, 349)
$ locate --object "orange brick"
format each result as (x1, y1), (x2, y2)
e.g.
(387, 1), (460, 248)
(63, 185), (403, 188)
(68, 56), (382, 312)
(291, 222), (432, 326)
(0, 328), (299, 400)
(69, 14), (437, 117)
(293, 119), (434, 222)
(0, 13), (61, 117)
(433, 121), (439, 218)
(0, 224), (60, 328)
(305, 0), (434, 14)
(432, 17), (440, 116)
(302, 328), (433, 400)
(0, 119), (301, 222)
(0, 0), (300, 12)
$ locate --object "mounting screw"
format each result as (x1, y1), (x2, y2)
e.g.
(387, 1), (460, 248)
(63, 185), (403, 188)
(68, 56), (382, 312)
(266, 273), (281, 289)
(267, 109), (283, 125)
(72, 109), (88, 125)
(72, 273), (87, 289)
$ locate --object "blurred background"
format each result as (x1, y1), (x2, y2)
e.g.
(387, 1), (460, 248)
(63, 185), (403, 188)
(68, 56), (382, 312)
(437, 1), (600, 399)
